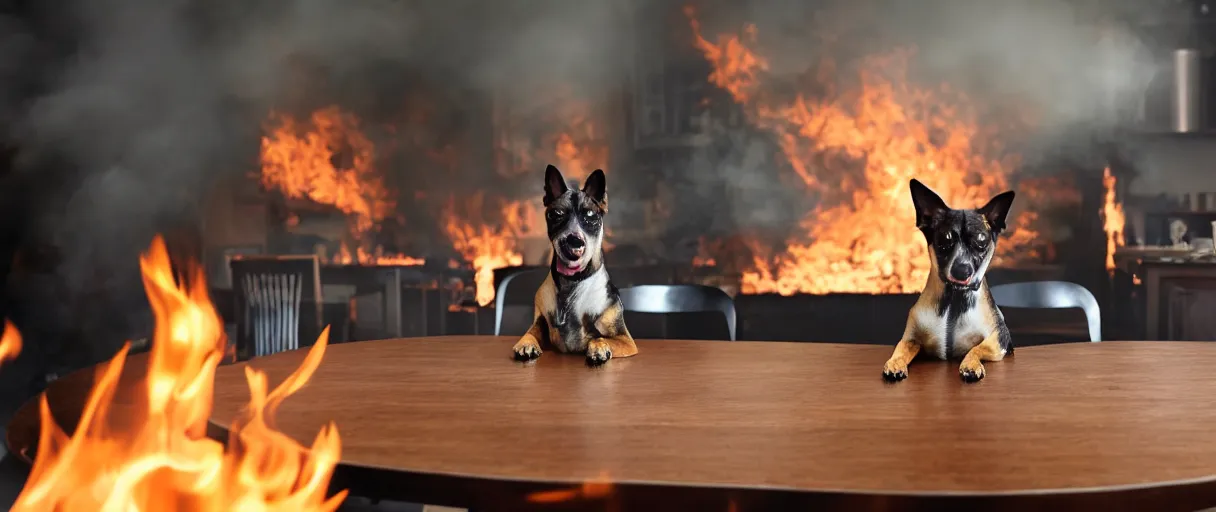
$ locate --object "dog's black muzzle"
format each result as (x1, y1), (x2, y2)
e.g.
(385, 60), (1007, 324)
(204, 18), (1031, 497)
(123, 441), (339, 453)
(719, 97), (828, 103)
(557, 233), (585, 261)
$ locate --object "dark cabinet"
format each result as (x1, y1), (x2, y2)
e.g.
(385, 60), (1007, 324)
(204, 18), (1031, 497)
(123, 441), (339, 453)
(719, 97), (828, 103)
(1144, 263), (1216, 340)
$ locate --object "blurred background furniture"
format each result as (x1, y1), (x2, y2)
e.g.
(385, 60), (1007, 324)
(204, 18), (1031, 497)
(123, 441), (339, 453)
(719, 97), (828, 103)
(990, 281), (1101, 342)
(229, 255), (324, 359)
(619, 284), (736, 341)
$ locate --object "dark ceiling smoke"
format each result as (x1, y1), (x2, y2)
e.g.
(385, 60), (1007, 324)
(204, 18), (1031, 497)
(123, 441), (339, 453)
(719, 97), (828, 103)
(0, 0), (1190, 369)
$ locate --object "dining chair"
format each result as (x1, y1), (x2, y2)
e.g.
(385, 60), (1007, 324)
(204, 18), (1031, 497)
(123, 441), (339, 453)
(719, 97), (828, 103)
(618, 284), (737, 341)
(989, 281), (1101, 342)
(493, 267), (549, 336)
(229, 255), (324, 359)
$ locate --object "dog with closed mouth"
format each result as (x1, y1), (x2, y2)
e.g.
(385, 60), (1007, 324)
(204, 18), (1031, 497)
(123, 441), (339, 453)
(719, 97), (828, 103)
(511, 164), (637, 366)
(883, 179), (1016, 383)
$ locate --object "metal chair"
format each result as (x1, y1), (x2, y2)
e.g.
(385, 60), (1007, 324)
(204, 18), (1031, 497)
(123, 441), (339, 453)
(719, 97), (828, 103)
(618, 284), (737, 341)
(494, 268), (549, 336)
(989, 281), (1101, 342)
(230, 255), (324, 359)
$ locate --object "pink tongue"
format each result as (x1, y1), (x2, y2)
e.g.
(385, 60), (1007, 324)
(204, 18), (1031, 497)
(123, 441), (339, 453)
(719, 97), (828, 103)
(556, 261), (581, 276)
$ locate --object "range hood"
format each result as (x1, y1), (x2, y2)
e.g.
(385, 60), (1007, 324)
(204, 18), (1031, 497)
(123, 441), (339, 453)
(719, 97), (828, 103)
(1133, 47), (1216, 135)
(1171, 48), (1202, 132)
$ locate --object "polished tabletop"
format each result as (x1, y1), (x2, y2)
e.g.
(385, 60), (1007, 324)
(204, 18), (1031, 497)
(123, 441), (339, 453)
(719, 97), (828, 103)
(203, 337), (1216, 510)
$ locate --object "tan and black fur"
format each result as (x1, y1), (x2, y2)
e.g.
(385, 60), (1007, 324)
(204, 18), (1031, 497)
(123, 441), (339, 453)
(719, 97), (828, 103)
(883, 179), (1016, 383)
(512, 165), (637, 366)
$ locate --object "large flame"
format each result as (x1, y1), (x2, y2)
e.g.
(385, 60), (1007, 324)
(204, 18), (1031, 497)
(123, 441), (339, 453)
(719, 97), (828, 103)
(1102, 166), (1125, 272)
(260, 106), (421, 266)
(688, 9), (1045, 295)
(9, 235), (346, 511)
(443, 194), (541, 306)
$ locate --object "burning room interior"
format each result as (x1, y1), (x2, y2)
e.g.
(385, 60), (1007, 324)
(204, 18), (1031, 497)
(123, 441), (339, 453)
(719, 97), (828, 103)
(1, 0), (1216, 510)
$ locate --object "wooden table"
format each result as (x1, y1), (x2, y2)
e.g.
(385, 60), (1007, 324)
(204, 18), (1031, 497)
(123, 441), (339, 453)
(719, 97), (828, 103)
(205, 337), (1216, 511)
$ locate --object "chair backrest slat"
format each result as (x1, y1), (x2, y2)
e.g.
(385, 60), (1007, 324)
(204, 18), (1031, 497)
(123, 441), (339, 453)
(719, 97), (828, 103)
(618, 284), (737, 341)
(494, 268), (549, 336)
(989, 281), (1101, 342)
(230, 255), (324, 358)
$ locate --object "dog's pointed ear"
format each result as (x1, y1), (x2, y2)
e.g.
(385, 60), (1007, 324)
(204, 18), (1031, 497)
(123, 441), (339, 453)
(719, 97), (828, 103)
(910, 179), (948, 229)
(582, 169), (607, 205)
(979, 190), (1016, 234)
(544, 164), (568, 206)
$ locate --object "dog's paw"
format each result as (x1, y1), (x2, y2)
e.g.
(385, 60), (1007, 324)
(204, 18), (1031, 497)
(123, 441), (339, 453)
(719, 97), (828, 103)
(882, 359), (908, 382)
(959, 360), (985, 383)
(512, 338), (542, 361)
(586, 340), (612, 366)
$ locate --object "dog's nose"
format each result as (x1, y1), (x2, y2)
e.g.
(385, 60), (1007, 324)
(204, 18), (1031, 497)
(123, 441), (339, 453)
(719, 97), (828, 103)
(564, 234), (585, 250)
(949, 261), (974, 283)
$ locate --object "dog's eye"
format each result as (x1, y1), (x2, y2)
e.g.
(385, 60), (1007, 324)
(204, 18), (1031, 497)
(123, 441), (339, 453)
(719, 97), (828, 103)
(935, 231), (954, 249)
(547, 209), (566, 220)
(973, 232), (988, 248)
(582, 210), (597, 219)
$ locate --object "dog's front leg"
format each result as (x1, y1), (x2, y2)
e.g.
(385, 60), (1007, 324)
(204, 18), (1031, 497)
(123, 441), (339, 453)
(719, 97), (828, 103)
(586, 306), (638, 366)
(959, 332), (1006, 382)
(512, 315), (547, 361)
(586, 334), (638, 366)
(882, 338), (920, 382)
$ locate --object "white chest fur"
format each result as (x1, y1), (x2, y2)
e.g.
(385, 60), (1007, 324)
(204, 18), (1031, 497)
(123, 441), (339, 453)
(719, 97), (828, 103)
(538, 268), (612, 323)
(560, 267), (610, 322)
(913, 295), (994, 360)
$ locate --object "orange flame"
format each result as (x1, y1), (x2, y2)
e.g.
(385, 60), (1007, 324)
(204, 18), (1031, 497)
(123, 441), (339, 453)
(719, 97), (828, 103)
(261, 107), (421, 266)
(553, 122), (609, 183)
(331, 245), (425, 267)
(496, 92), (609, 184)
(443, 195), (542, 306)
(10, 235), (346, 511)
(1102, 166), (1125, 272)
(526, 471), (615, 504)
(260, 106), (393, 234)
(0, 319), (21, 364)
(688, 11), (1044, 295)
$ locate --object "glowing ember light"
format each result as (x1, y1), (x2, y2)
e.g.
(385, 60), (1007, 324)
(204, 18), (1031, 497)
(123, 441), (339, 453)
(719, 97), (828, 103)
(443, 194), (542, 306)
(526, 471), (615, 504)
(1102, 166), (1125, 272)
(687, 9), (1045, 295)
(9, 235), (346, 512)
(0, 319), (21, 364)
(332, 244), (425, 267)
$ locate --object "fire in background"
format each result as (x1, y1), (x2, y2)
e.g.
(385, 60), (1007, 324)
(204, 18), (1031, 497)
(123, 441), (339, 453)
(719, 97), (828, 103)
(1102, 166), (1125, 272)
(687, 8), (1070, 295)
(443, 193), (540, 307)
(494, 88), (610, 184)
(259, 106), (421, 266)
(258, 98), (607, 306)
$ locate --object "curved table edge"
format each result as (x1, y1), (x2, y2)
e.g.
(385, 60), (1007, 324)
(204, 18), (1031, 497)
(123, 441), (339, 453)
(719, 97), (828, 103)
(5, 344), (1216, 511)
(316, 457), (1216, 511)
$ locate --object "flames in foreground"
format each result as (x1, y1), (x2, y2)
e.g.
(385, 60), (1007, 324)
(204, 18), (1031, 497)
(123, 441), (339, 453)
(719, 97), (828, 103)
(688, 9), (1047, 295)
(7, 236), (345, 511)
(1102, 166), (1125, 272)
(0, 319), (21, 364)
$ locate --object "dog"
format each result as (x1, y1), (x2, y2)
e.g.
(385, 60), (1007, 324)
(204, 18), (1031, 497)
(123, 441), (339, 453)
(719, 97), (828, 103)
(882, 179), (1016, 383)
(511, 164), (638, 366)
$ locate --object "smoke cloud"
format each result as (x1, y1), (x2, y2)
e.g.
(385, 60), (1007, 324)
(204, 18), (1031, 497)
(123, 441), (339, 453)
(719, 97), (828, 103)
(0, 0), (637, 368)
(0, 0), (1188, 367)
